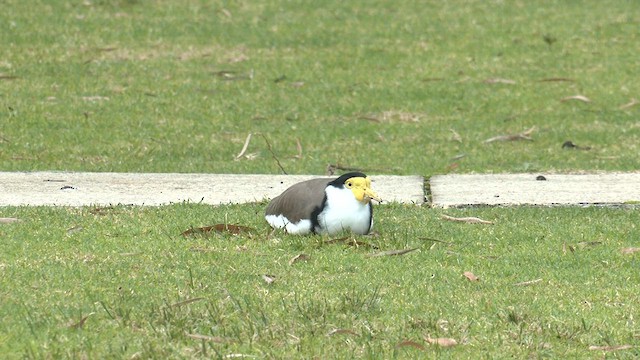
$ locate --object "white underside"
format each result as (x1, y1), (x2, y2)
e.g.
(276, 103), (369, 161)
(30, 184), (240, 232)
(317, 186), (372, 235)
(265, 214), (313, 235)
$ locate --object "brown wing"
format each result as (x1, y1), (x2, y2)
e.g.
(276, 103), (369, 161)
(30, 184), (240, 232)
(265, 178), (330, 223)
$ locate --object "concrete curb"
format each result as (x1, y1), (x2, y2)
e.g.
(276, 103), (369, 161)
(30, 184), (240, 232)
(430, 173), (640, 207)
(2, 171), (639, 207)
(0, 172), (425, 206)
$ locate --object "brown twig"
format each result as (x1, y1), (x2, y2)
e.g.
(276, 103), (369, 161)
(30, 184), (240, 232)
(258, 134), (287, 174)
(366, 248), (419, 257)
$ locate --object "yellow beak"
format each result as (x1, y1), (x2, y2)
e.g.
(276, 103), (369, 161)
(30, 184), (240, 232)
(364, 187), (381, 203)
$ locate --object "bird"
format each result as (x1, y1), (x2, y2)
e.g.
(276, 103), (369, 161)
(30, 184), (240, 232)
(265, 172), (381, 235)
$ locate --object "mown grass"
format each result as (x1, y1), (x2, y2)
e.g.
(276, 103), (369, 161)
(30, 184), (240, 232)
(1, 204), (639, 358)
(1, 0), (639, 174)
(2, 0), (640, 358)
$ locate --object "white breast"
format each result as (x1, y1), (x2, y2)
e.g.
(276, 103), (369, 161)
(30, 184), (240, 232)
(316, 186), (372, 235)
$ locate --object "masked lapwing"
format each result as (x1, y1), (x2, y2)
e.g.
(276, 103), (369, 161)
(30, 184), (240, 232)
(265, 172), (381, 235)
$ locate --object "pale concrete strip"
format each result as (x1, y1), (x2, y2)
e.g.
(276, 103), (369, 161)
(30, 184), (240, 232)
(0, 172), (425, 206)
(431, 173), (640, 207)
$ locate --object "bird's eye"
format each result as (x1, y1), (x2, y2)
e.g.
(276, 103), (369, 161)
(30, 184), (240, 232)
(346, 182), (352, 188)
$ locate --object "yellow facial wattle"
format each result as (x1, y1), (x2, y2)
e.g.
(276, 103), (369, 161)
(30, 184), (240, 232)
(344, 176), (381, 203)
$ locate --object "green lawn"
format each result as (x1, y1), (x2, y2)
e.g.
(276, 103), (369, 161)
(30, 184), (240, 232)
(1, 0), (640, 358)
(2, 0), (639, 174)
(2, 204), (639, 358)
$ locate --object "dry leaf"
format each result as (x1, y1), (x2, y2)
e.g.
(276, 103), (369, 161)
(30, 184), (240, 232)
(395, 340), (426, 350)
(327, 328), (359, 336)
(441, 214), (494, 225)
(619, 99), (639, 110)
(119, 252), (142, 257)
(538, 77), (574, 82)
(577, 241), (602, 249)
(0, 74), (19, 80)
(212, 69), (253, 81)
(367, 248), (419, 257)
(294, 138), (303, 159)
(588, 345), (634, 351)
(484, 78), (516, 84)
(514, 278), (542, 287)
(82, 95), (110, 102)
(181, 224), (255, 237)
(424, 336), (458, 347)
(186, 333), (233, 343)
(357, 115), (380, 123)
(289, 253), (309, 265)
(68, 313), (94, 329)
(463, 271), (480, 282)
(483, 126), (536, 143)
(0, 217), (21, 224)
(358, 111), (422, 123)
(66, 225), (84, 235)
(324, 236), (349, 244)
(262, 274), (276, 284)
(449, 129), (462, 143)
(621, 247), (640, 255)
(226, 54), (248, 64)
(561, 95), (591, 103)
(234, 133), (252, 160)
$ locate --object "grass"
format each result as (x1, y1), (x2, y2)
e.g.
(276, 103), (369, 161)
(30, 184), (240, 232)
(1, 0), (640, 358)
(1, 0), (639, 174)
(1, 204), (639, 358)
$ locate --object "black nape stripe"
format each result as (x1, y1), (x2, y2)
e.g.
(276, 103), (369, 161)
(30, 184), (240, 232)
(328, 172), (368, 188)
